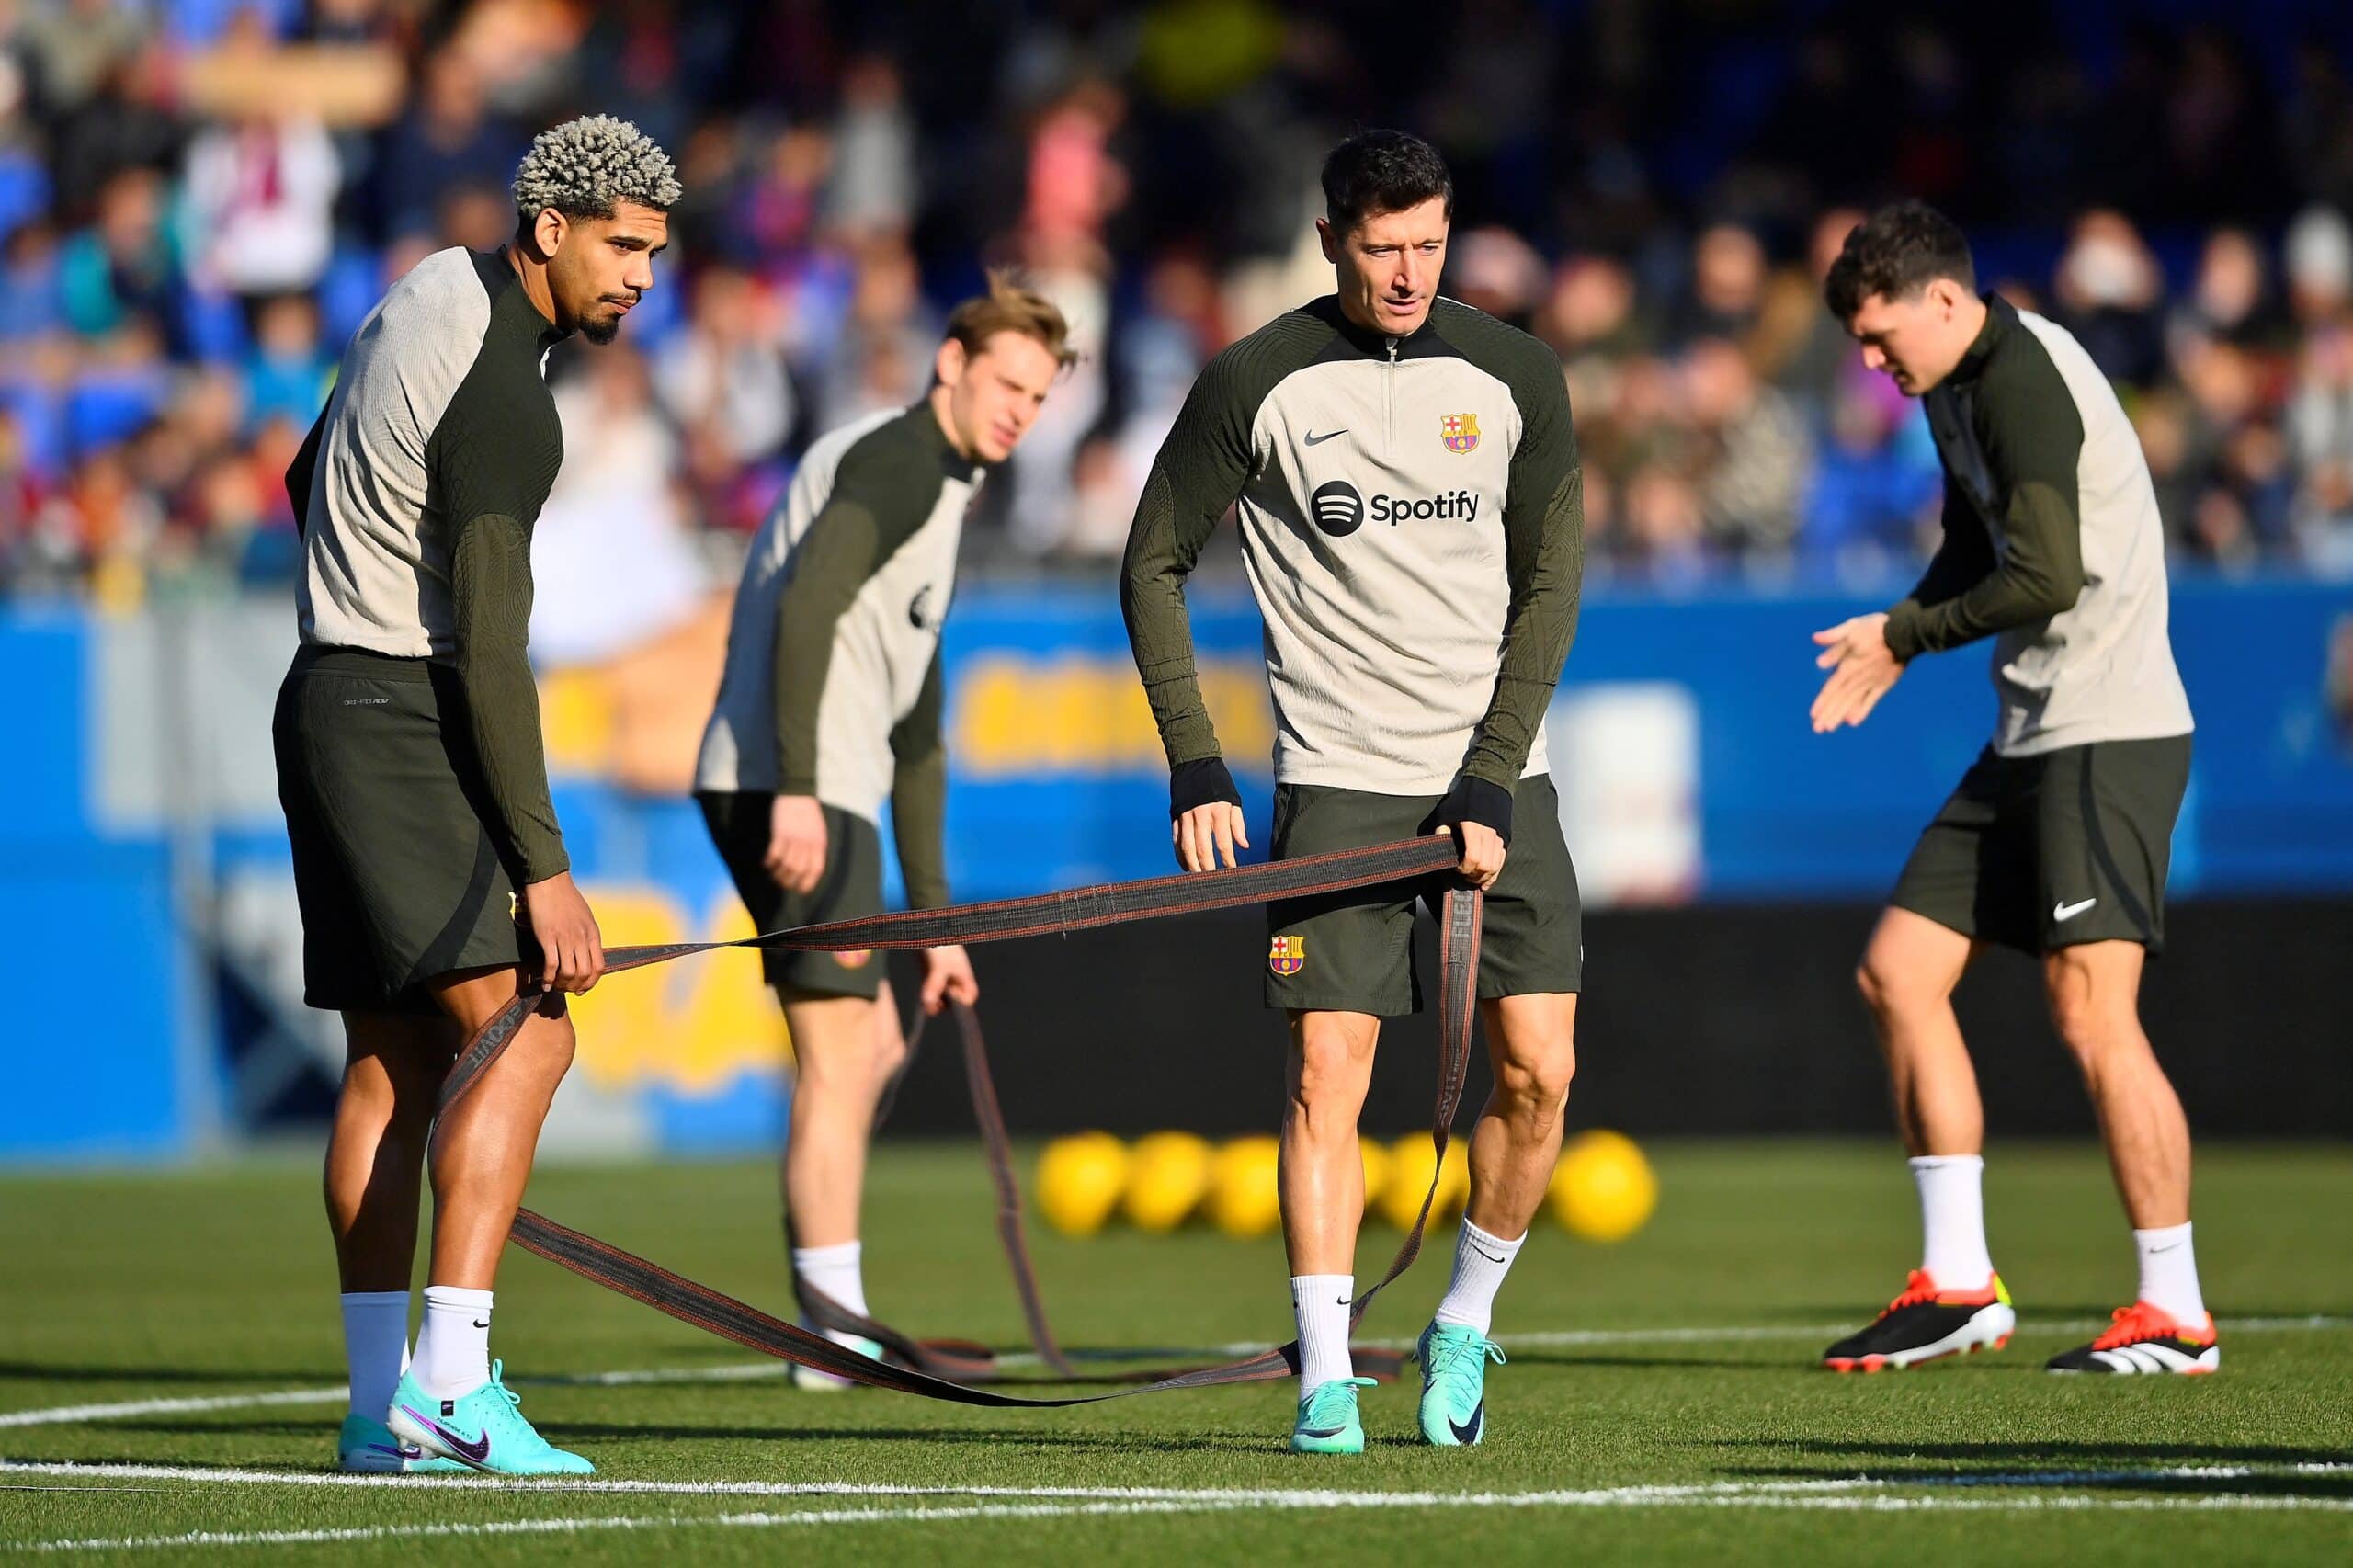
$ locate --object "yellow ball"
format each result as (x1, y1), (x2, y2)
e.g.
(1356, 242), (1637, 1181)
(1547, 1130), (1658, 1243)
(1207, 1135), (1283, 1237)
(1122, 1131), (1215, 1232)
(1375, 1134), (1469, 1231)
(1034, 1132), (1129, 1237)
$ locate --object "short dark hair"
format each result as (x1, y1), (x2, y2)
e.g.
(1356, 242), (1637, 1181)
(1321, 130), (1454, 233)
(1823, 200), (1975, 321)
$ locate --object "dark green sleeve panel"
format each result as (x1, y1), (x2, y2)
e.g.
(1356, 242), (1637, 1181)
(1120, 312), (1332, 770)
(771, 421), (949, 792)
(285, 402), (327, 536)
(431, 347), (567, 884)
(449, 513), (567, 881)
(1885, 346), (2086, 662)
(1450, 317), (1584, 790)
(888, 648), (949, 910)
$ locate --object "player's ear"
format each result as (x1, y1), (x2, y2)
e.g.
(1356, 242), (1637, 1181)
(935, 335), (968, 389)
(1316, 218), (1339, 265)
(531, 207), (567, 260)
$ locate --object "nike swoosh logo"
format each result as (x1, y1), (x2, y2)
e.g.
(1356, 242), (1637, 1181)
(472, 1318), (491, 1328)
(2053, 897), (2098, 921)
(1449, 1400), (1483, 1443)
(404, 1405), (491, 1465)
(1470, 1246), (1507, 1265)
(1303, 429), (1347, 446)
(1298, 1424), (1346, 1439)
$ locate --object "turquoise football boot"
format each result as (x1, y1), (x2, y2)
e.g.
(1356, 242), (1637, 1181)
(335, 1412), (470, 1474)
(1289, 1375), (1375, 1455)
(386, 1360), (594, 1476)
(1416, 1321), (1505, 1446)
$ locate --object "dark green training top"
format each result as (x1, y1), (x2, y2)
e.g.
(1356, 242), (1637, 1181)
(696, 403), (981, 911)
(288, 246), (571, 882)
(1122, 294), (1584, 805)
(1893, 293), (2190, 756)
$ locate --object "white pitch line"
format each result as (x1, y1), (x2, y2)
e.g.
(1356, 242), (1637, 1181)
(22, 1474), (2353, 1552)
(4, 1315), (2343, 1431)
(0, 1389), (348, 1432)
(2, 1457), (2344, 1501)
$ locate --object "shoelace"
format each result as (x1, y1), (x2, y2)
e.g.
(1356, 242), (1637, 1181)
(1305, 1375), (1378, 1412)
(1425, 1333), (1506, 1380)
(484, 1358), (523, 1414)
(2091, 1302), (2182, 1350)
(1880, 1268), (1941, 1316)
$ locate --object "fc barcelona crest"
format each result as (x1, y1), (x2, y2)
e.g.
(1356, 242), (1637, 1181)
(1268, 935), (1306, 976)
(1440, 413), (1481, 453)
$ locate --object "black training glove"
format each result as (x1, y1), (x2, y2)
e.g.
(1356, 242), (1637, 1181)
(1168, 756), (1244, 818)
(1433, 774), (1514, 846)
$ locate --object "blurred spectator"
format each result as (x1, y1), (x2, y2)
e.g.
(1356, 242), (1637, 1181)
(242, 294), (331, 434)
(58, 168), (178, 345)
(6, 2), (2353, 607)
(531, 346), (707, 668)
(2052, 210), (2167, 387)
(374, 50), (517, 246)
(1682, 337), (1811, 559)
(183, 109), (340, 303)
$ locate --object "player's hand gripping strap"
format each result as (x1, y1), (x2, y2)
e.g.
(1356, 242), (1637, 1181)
(431, 835), (1478, 1407)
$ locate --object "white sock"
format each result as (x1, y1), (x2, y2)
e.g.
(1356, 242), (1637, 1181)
(1290, 1274), (1354, 1392)
(414, 1286), (494, 1400)
(2133, 1222), (2207, 1324)
(339, 1290), (410, 1422)
(1910, 1154), (1994, 1290)
(1433, 1220), (1526, 1335)
(793, 1240), (870, 1348)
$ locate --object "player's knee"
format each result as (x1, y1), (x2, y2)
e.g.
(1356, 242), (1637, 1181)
(1495, 1040), (1575, 1116)
(1856, 943), (1948, 1019)
(1290, 1027), (1376, 1125)
(2045, 971), (2135, 1071)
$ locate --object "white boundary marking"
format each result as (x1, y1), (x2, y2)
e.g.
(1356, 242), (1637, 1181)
(14, 1469), (2353, 1552)
(1, 1315), (2343, 1432)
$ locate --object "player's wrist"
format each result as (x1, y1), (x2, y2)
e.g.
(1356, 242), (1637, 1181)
(1435, 775), (1514, 846)
(1168, 756), (1243, 818)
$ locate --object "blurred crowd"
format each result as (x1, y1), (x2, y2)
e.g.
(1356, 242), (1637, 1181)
(4, 0), (2353, 617)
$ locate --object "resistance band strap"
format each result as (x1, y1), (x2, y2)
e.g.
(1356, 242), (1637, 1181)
(434, 836), (1477, 1406)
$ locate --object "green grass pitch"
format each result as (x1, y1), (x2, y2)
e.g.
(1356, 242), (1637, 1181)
(2, 1141), (2347, 1563)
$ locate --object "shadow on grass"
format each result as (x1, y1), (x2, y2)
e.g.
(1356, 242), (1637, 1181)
(100, 1418), (1276, 1455)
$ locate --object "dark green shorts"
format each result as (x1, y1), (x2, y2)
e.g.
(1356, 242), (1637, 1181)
(698, 791), (886, 999)
(1264, 776), (1583, 1015)
(1891, 734), (2191, 955)
(272, 647), (531, 1013)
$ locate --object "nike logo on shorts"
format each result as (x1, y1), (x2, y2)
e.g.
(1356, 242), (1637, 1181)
(2053, 897), (2098, 921)
(1303, 428), (1348, 446)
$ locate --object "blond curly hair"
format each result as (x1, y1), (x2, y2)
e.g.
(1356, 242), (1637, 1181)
(511, 114), (681, 220)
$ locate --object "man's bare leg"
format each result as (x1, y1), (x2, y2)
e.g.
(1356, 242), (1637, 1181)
(779, 980), (907, 1374)
(2044, 941), (2189, 1227)
(1854, 907), (1999, 1293)
(781, 981), (908, 1250)
(1421, 992), (1577, 1343)
(1279, 1009), (1380, 1403)
(1856, 908), (1985, 1158)
(418, 967), (577, 1290)
(324, 1009), (456, 1427)
(2043, 940), (2209, 1334)
(1460, 992), (1578, 1240)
